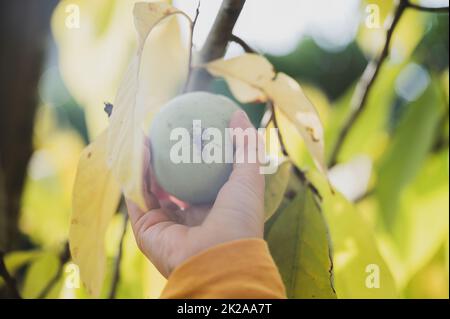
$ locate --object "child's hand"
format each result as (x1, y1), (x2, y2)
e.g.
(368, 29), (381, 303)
(126, 110), (265, 278)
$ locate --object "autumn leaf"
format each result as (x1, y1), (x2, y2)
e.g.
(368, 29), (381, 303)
(206, 54), (274, 103)
(69, 2), (192, 296)
(205, 53), (327, 174)
(51, 0), (138, 137)
(265, 73), (326, 174)
(266, 182), (336, 298)
(70, 131), (121, 297)
(106, 2), (191, 210)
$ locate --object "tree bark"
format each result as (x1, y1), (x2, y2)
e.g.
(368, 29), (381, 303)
(0, 0), (58, 251)
(186, 0), (246, 91)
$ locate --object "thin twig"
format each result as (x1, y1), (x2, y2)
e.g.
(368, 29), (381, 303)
(260, 108), (273, 129)
(269, 103), (322, 200)
(328, 0), (408, 167)
(36, 242), (70, 299)
(230, 34), (256, 53)
(406, 1), (449, 13)
(109, 211), (128, 299)
(268, 103), (288, 157)
(183, 0), (202, 92)
(0, 250), (21, 299)
(186, 0), (246, 91)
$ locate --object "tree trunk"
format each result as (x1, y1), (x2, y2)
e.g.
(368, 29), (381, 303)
(0, 0), (58, 251)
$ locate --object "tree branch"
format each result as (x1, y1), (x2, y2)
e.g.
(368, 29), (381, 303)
(186, 0), (246, 91)
(0, 250), (21, 299)
(183, 0), (202, 92)
(328, 0), (450, 167)
(109, 211), (128, 299)
(327, 0), (408, 167)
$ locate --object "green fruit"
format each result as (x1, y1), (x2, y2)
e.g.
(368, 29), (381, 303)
(149, 92), (240, 204)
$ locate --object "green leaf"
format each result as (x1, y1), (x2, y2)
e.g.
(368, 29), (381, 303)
(266, 182), (336, 299)
(4, 250), (42, 274)
(264, 160), (292, 221)
(0, 250), (41, 288)
(383, 150), (449, 288)
(376, 81), (445, 230)
(310, 172), (398, 298)
(22, 252), (61, 299)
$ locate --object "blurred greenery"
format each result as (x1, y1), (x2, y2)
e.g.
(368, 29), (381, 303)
(269, 39), (368, 101)
(0, 0), (448, 299)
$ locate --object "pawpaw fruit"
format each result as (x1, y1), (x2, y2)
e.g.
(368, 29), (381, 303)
(149, 92), (240, 204)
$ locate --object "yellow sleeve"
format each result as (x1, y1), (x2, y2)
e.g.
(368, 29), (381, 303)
(160, 238), (286, 299)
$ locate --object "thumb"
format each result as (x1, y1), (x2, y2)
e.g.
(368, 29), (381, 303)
(230, 110), (263, 176)
(210, 110), (265, 231)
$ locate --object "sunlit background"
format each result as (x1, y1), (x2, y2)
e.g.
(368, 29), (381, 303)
(0, 0), (448, 298)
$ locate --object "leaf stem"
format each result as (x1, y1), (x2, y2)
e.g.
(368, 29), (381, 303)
(229, 34), (256, 53)
(268, 103), (322, 200)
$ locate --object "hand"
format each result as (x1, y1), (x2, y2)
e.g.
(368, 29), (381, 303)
(126, 110), (265, 278)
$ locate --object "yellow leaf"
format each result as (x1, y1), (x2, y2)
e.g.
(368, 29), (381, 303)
(107, 2), (191, 210)
(133, 2), (184, 50)
(51, 0), (138, 137)
(205, 54), (326, 175)
(70, 131), (121, 297)
(206, 53), (274, 103)
(264, 73), (326, 174)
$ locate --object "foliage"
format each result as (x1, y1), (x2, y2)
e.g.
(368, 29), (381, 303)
(1, 0), (448, 299)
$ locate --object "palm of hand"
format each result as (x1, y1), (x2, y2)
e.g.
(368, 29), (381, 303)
(126, 110), (264, 278)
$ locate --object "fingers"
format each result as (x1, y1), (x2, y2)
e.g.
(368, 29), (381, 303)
(172, 205), (211, 226)
(142, 137), (160, 211)
(125, 198), (172, 253)
(226, 110), (265, 198)
(210, 110), (265, 236)
(126, 198), (166, 231)
(125, 198), (183, 277)
(144, 136), (189, 210)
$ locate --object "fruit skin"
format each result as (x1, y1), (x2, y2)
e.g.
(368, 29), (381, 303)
(149, 92), (240, 204)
